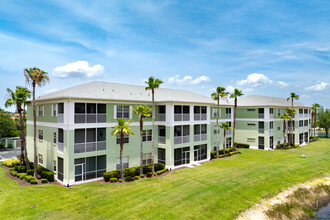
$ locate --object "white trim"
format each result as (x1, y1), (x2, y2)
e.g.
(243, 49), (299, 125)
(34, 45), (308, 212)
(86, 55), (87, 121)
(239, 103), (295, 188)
(114, 105), (117, 119)
(129, 105), (132, 119)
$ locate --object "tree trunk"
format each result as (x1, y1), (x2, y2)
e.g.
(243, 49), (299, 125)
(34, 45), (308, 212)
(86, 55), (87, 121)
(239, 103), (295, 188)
(232, 99), (237, 151)
(314, 111), (316, 138)
(120, 131), (124, 180)
(33, 82), (38, 179)
(223, 129), (226, 155)
(283, 120), (286, 149)
(151, 89), (155, 174)
(216, 99), (220, 158)
(17, 104), (24, 166)
(139, 115), (144, 176)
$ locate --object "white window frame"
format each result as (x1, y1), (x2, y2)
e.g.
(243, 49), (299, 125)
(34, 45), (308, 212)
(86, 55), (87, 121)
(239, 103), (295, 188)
(38, 105), (44, 116)
(212, 108), (220, 117)
(38, 154), (43, 165)
(116, 133), (129, 144)
(143, 153), (152, 165)
(52, 104), (57, 116)
(38, 130), (43, 140)
(116, 105), (130, 119)
(142, 130), (152, 142)
(116, 157), (129, 170)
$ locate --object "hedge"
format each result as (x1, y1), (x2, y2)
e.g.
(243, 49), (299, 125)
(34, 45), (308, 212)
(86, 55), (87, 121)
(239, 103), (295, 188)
(41, 179), (48, 183)
(25, 175), (34, 182)
(146, 172), (152, 177)
(124, 176), (132, 182)
(156, 168), (168, 176)
(10, 171), (17, 177)
(276, 143), (299, 150)
(2, 158), (20, 167)
(234, 142), (250, 148)
(26, 169), (34, 176)
(19, 173), (27, 179)
(37, 165), (54, 182)
(110, 178), (118, 183)
(30, 180), (38, 184)
(210, 148), (234, 159)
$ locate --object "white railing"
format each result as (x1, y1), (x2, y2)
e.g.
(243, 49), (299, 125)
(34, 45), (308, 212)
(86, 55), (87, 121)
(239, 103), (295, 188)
(270, 114), (273, 119)
(194, 114), (207, 121)
(194, 134), (207, 142)
(74, 141), (106, 153)
(258, 128), (264, 134)
(74, 113), (107, 123)
(174, 135), (190, 145)
(158, 136), (166, 144)
(158, 114), (166, 121)
(288, 127), (295, 131)
(226, 130), (232, 135)
(258, 113), (264, 118)
(58, 142), (64, 153)
(226, 114), (231, 119)
(299, 127), (304, 132)
(299, 114), (303, 118)
(58, 113), (64, 123)
(174, 113), (190, 121)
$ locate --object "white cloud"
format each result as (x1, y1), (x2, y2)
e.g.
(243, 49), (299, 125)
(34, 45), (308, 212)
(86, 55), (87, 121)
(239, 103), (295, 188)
(52, 61), (105, 79)
(237, 73), (272, 87)
(243, 88), (254, 92)
(305, 82), (328, 91)
(226, 85), (235, 93)
(168, 75), (210, 85)
(277, 81), (288, 88)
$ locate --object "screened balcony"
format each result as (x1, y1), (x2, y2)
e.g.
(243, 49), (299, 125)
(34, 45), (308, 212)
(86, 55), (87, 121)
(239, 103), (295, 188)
(258, 121), (264, 134)
(58, 103), (64, 123)
(158, 126), (166, 144)
(258, 108), (264, 119)
(174, 105), (190, 121)
(158, 105), (166, 121)
(74, 128), (106, 154)
(74, 103), (106, 123)
(194, 124), (207, 142)
(174, 125), (190, 145)
(194, 106), (207, 121)
(226, 108), (231, 119)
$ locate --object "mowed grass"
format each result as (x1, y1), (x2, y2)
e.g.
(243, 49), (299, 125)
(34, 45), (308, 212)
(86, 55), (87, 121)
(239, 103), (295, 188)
(0, 139), (329, 220)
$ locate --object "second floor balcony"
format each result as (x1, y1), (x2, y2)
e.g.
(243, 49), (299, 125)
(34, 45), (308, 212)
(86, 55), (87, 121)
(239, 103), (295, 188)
(174, 113), (190, 121)
(75, 113), (106, 123)
(74, 141), (106, 154)
(194, 134), (207, 142)
(174, 135), (190, 145)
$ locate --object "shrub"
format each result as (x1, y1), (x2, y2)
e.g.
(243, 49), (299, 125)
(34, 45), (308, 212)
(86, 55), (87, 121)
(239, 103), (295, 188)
(26, 169), (34, 176)
(118, 179), (123, 183)
(3, 158), (20, 167)
(19, 173), (27, 179)
(25, 175), (34, 182)
(9, 167), (15, 172)
(30, 180), (38, 184)
(41, 170), (54, 182)
(230, 151), (239, 155)
(124, 176), (132, 182)
(143, 164), (152, 174)
(164, 168), (169, 172)
(124, 167), (138, 177)
(17, 166), (26, 173)
(276, 143), (289, 149)
(140, 174), (145, 178)
(10, 171), (17, 176)
(41, 179), (48, 183)
(154, 163), (165, 172)
(103, 170), (120, 182)
(37, 164), (46, 174)
(234, 142), (250, 148)
(146, 172), (152, 177)
(156, 169), (167, 175)
(110, 178), (118, 183)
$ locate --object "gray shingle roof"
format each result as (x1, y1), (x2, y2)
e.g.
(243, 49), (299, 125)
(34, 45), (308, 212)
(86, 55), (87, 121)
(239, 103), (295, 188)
(234, 95), (309, 108)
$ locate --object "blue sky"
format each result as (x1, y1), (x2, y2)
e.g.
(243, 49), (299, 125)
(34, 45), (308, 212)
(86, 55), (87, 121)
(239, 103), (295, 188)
(0, 0), (329, 110)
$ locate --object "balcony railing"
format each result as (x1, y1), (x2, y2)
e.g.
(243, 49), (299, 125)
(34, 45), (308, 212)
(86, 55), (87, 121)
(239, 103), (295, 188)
(226, 114), (231, 119)
(158, 114), (166, 121)
(58, 113), (64, 123)
(258, 113), (264, 119)
(258, 128), (264, 134)
(270, 114), (273, 119)
(58, 142), (64, 153)
(74, 141), (106, 154)
(174, 135), (190, 145)
(194, 134), (207, 142)
(74, 113), (106, 123)
(158, 136), (166, 144)
(194, 114), (207, 121)
(288, 127), (295, 131)
(174, 114), (190, 121)
(226, 130), (232, 135)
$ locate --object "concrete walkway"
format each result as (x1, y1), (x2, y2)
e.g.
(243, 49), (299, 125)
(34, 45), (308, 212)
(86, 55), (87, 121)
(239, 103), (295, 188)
(0, 149), (20, 161)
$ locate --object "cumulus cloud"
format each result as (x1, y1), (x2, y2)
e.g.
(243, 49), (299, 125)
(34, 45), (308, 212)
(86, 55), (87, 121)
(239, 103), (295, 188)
(237, 73), (272, 87)
(305, 82), (328, 91)
(277, 81), (288, 88)
(52, 61), (104, 79)
(168, 75), (210, 85)
(226, 85), (235, 93)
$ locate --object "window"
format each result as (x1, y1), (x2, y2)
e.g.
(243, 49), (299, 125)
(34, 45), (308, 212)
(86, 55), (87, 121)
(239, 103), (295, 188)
(174, 147), (190, 166)
(117, 106), (130, 119)
(299, 120), (303, 127)
(304, 109), (308, 114)
(117, 133), (129, 144)
(304, 120), (308, 126)
(38, 105), (44, 116)
(52, 104), (57, 116)
(277, 109), (281, 116)
(213, 108), (220, 117)
(53, 160), (56, 173)
(38, 154), (43, 165)
(270, 136), (274, 149)
(226, 108), (231, 114)
(143, 153), (152, 165)
(269, 108), (273, 115)
(174, 105), (190, 121)
(194, 144), (207, 161)
(277, 123), (281, 131)
(270, 121), (274, 130)
(53, 132), (57, 144)
(116, 157), (129, 170)
(38, 130), (43, 140)
(247, 123), (255, 126)
(247, 109), (255, 111)
(194, 124), (207, 141)
(143, 130), (152, 142)
(74, 128), (106, 153)
(74, 155), (106, 181)
(299, 109), (303, 114)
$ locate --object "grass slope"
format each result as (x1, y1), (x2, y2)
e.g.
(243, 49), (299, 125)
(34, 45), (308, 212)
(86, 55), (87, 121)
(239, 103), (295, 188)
(0, 139), (329, 220)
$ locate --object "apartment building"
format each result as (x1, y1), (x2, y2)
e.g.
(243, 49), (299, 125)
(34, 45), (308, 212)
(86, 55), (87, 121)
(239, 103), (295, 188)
(234, 95), (311, 150)
(26, 81), (232, 186)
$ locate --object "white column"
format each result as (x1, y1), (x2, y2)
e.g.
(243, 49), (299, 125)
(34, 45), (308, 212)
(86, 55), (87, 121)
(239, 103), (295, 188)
(264, 107), (269, 119)
(190, 105), (194, 122)
(166, 104), (174, 123)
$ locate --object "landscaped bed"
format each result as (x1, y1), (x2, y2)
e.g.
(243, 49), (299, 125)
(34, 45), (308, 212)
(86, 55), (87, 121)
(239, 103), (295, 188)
(0, 138), (329, 219)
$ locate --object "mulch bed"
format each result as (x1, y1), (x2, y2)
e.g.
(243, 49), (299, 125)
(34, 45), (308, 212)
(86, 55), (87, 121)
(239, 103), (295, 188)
(1, 165), (63, 187)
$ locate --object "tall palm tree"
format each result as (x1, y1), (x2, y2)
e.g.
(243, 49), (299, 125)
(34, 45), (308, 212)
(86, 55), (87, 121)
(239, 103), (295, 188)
(286, 108), (296, 146)
(24, 67), (49, 178)
(5, 86), (31, 168)
(287, 93), (299, 146)
(133, 105), (151, 176)
(145, 76), (163, 175)
(279, 113), (291, 149)
(219, 122), (232, 155)
(111, 119), (134, 180)
(211, 86), (227, 158)
(229, 88), (244, 151)
(310, 103), (321, 138)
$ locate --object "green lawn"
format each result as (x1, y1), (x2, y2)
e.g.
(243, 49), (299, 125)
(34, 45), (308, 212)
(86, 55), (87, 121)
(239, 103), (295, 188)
(0, 139), (329, 220)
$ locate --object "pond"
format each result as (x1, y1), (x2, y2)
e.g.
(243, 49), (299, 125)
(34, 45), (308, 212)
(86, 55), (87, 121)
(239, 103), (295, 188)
(311, 202), (330, 219)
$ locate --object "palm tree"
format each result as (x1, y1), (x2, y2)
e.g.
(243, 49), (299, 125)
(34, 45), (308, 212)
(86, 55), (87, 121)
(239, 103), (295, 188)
(286, 108), (296, 146)
(279, 113), (291, 149)
(5, 87), (31, 168)
(310, 103), (321, 138)
(219, 122), (232, 155)
(24, 67), (49, 178)
(145, 76), (163, 175)
(111, 119), (134, 180)
(133, 105), (151, 176)
(211, 87), (227, 157)
(229, 88), (244, 151)
(287, 93), (299, 146)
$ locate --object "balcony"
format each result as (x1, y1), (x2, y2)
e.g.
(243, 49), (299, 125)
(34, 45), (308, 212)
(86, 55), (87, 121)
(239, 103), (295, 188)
(258, 128), (264, 134)
(58, 113), (64, 123)
(226, 130), (232, 135)
(269, 129), (274, 135)
(269, 114), (273, 119)
(299, 127), (304, 132)
(158, 136), (166, 144)
(258, 113), (264, 119)
(74, 141), (106, 154)
(299, 114), (303, 118)
(158, 114), (166, 121)
(226, 114), (231, 119)
(174, 136), (190, 145)
(288, 127), (295, 132)
(58, 142), (64, 153)
(194, 114), (207, 121)
(194, 134), (207, 142)
(174, 113), (190, 121)
(74, 113), (106, 123)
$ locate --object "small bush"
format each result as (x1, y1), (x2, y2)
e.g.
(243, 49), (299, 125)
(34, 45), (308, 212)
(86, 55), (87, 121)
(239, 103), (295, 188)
(17, 166), (26, 173)
(30, 180), (38, 184)
(103, 170), (120, 181)
(164, 168), (169, 172)
(124, 176), (132, 182)
(143, 164), (152, 174)
(110, 178), (118, 183)
(230, 151), (239, 155)
(134, 176), (139, 180)
(3, 158), (20, 167)
(146, 172), (152, 177)
(118, 179), (123, 183)
(156, 169), (167, 175)
(26, 169), (34, 176)
(41, 170), (54, 182)
(140, 174), (145, 178)
(154, 163), (165, 172)
(25, 175), (34, 182)
(10, 171), (17, 176)
(41, 179), (48, 183)
(234, 142), (250, 148)
(276, 143), (289, 149)
(9, 167), (15, 172)
(124, 167), (139, 177)
(19, 173), (27, 179)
